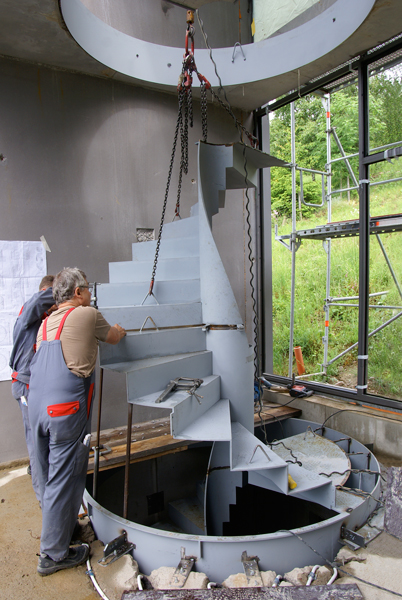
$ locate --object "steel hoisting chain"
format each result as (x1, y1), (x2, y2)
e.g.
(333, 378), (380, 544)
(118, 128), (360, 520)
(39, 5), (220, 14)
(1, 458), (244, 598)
(143, 11), (211, 305)
(141, 88), (185, 305)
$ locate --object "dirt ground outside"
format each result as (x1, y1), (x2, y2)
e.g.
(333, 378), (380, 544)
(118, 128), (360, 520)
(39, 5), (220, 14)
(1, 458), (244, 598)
(0, 466), (99, 600)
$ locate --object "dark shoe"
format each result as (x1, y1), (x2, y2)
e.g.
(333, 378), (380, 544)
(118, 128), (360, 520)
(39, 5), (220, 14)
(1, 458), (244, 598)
(27, 464), (31, 476)
(37, 544), (89, 576)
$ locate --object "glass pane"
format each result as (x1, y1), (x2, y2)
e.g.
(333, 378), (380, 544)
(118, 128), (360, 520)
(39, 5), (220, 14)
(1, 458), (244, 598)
(271, 86), (360, 391)
(367, 66), (402, 400)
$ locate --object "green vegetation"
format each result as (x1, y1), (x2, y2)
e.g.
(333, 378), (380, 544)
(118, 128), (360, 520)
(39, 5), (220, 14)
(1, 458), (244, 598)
(270, 75), (402, 400)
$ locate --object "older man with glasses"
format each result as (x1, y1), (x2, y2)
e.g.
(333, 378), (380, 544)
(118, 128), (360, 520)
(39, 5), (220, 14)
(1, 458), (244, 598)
(28, 267), (126, 576)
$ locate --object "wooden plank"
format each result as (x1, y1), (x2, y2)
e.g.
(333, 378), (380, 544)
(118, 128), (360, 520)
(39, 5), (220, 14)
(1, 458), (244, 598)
(88, 402), (301, 473)
(254, 403), (301, 425)
(122, 584), (363, 599)
(87, 434), (190, 473)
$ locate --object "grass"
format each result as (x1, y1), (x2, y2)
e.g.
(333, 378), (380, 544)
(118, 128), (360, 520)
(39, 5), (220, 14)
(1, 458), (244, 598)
(271, 177), (402, 400)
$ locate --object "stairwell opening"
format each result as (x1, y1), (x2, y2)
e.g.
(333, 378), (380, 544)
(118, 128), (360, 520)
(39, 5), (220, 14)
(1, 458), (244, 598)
(219, 483), (337, 536)
(87, 441), (337, 536)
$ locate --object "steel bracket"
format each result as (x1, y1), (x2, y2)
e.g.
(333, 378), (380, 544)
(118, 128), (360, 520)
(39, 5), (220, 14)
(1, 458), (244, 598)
(241, 551), (263, 586)
(89, 443), (112, 459)
(98, 530), (136, 566)
(341, 526), (366, 549)
(169, 547), (197, 588)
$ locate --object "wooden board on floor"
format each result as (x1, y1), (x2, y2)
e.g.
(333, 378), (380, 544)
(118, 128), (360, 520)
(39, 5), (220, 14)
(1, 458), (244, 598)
(254, 401), (301, 425)
(88, 402), (301, 473)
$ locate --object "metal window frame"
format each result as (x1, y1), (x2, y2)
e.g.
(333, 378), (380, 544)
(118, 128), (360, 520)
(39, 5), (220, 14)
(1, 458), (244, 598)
(256, 36), (402, 412)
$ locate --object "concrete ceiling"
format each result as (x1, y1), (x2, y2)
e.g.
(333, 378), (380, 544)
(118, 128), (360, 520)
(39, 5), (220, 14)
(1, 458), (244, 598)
(0, 0), (401, 111)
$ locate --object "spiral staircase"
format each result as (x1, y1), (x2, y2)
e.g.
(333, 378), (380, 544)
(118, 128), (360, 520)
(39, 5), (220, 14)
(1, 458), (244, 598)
(96, 141), (336, 518)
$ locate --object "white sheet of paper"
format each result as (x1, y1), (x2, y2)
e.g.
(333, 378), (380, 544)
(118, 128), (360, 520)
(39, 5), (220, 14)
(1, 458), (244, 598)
(0, 241), (47, 381)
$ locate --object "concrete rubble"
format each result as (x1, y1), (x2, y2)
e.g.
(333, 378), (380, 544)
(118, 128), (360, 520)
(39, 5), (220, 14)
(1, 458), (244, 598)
(148, 566), (209, 590)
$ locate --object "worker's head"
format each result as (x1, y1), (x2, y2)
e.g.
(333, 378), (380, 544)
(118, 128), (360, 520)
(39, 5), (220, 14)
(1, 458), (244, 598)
(38, 275), (54, 291)
(53, 267), (90, 306)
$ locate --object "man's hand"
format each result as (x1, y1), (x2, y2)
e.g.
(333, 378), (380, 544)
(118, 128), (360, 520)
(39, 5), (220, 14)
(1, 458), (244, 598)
(106, 324), (127, 345)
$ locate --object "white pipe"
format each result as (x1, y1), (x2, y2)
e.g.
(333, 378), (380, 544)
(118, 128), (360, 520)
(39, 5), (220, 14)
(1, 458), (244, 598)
(86, 549), (111, 600)
(306, 565), (320, 586)
(327, 567), (338, 585)
(272, 575), (283, 587)
(137, 575), (144, 590)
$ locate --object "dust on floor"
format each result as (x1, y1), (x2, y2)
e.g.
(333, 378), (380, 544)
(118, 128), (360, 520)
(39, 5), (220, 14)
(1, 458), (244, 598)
(1, 463), (401, 600)
(0, 467), (98, 600)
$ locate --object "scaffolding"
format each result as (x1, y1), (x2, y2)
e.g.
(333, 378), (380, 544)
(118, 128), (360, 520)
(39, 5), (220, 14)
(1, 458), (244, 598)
(274, 95), (402, 381)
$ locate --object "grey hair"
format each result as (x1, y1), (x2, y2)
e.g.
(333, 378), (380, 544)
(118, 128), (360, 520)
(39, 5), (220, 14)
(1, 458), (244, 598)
(53, 267), (88, 305)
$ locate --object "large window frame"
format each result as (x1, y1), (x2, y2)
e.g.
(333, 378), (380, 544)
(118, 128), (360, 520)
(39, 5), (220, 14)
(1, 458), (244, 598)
(256, 36), (402, 412)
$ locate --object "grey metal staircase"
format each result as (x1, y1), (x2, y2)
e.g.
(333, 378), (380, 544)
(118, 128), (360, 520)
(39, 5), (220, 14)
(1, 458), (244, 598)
(96, 142), (336, 536)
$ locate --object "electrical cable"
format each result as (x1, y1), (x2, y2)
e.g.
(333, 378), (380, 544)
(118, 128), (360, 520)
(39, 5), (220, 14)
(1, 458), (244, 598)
(312, 405), (402, 434)
(196, 7), (262, 408)
(85, 548), (112, 600)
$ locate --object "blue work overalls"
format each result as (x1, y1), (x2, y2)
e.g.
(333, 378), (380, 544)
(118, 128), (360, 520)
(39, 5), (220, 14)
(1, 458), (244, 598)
(28, 308), (95, 561)
(9, 287), (54, 501)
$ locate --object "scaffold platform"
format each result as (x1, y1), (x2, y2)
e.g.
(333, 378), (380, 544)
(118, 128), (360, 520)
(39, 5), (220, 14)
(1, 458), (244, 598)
(295, 213), (402, 240)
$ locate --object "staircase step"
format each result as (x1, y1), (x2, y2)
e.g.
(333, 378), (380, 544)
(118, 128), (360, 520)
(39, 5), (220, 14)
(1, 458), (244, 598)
(132, 236), (199, 261)
(102, 350), (212, 401)
(129, 374), (219, 411)
(98, 302), (203, 331)
(168, 497), (205, 535)
(100, 327), (206, 365)
(109, 256), (200, 284)
(287, 463), (335, 508)
(161, 215), (199, 239)
(230, 422), (287, 472)
(173, 398), (232, 442)
(96, 280), (200, 307)
(248, 463), (335, 509)
(171, 375), (221, 438)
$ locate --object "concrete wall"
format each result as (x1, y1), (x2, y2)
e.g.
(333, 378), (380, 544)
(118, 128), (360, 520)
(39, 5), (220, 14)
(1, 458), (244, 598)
(0, 55), (256, 464)
(265, 390), (402, 461)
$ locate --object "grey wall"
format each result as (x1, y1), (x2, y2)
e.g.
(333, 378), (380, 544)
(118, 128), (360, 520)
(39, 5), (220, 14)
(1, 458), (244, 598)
(0, 56), (256, 463)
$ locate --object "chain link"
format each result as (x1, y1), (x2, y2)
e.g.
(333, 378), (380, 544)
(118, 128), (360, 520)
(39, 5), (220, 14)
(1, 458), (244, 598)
(200, 82), (208, 142)
(209, 87), (258, 147)
(149, 89), (185, 292)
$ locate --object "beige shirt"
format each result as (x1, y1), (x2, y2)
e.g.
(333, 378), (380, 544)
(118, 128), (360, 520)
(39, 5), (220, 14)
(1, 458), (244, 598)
(36, 305), (111, 378)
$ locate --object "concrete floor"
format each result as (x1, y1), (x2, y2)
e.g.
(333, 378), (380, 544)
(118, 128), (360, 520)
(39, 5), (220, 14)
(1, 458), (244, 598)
(0, 457), (401, 600)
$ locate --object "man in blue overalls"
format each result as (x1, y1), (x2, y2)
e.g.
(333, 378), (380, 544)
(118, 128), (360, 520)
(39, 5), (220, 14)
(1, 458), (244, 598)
(28, 267), (126, 576)
(9, 275), (55, 501)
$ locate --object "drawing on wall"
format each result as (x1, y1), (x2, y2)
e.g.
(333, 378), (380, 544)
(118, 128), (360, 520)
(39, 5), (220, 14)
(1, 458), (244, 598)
(0, 241), (47, 381)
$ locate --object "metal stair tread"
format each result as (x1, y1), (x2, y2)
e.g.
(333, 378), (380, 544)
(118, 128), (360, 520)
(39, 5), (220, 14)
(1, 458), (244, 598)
(110, 255), (199, 269)
(131, 236), (199, 261)
(230, 422), (287, 472)
(160, 215), (199, 239)
(130, 374), (219, 409)
(96, 279), (201, 306)
(173, 398), (231, 441)
(101, 350), (211, 373)
(168, 496), (205, 535)
(109, 256), (200, 284)
(287, 462), (334, 495)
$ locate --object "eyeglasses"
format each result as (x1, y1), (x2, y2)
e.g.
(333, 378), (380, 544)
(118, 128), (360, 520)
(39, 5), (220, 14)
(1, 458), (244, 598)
(80, 285), (93, 293)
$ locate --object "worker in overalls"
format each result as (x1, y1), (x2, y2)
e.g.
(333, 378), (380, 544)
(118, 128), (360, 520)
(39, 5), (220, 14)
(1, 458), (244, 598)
(9, 275), (55, 501)
(28, 267), (126, 576)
